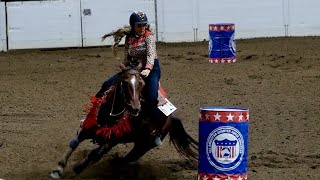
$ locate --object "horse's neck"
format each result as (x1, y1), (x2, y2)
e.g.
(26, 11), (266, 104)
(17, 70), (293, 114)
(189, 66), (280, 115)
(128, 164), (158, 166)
(110, 82), (128, 109)
(97, 84), (127, 126)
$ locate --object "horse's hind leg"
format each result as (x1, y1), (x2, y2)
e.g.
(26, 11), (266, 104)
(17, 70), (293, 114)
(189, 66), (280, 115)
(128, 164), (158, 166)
(123, 142), (154, 163)
(50, 128), (86, 179)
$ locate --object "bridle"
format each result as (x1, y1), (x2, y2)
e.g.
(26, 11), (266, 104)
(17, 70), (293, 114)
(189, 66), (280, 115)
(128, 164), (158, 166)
(109, 68), (144, 117)
(109, 82), (125, 116)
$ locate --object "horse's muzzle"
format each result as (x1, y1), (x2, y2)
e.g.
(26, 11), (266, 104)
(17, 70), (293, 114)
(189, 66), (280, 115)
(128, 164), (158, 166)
(127, 104), (141, 116)
(132, 109), (140, 116)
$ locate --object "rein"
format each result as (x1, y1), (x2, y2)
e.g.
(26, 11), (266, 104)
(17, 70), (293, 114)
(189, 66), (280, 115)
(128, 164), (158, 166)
(109, 82), (126, 116)
(109, 68), (142, 117)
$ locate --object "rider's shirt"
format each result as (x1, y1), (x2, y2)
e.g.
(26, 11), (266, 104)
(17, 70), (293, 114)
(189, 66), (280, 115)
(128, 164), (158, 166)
(123, 29), (158, 70)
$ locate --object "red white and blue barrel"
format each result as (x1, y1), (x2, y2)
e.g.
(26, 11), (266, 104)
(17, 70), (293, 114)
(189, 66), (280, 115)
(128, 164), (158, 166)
(209, 24), (236, 63)
(198, 107), (249, 180)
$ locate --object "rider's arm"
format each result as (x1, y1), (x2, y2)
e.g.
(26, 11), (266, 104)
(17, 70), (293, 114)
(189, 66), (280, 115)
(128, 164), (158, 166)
(145, 34), (156, 70)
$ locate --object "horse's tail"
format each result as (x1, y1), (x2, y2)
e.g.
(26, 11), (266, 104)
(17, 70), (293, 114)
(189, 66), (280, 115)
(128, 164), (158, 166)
(168, 116), (198, 162)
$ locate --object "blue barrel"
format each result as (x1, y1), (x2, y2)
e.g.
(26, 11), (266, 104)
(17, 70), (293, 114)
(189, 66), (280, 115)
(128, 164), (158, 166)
(209, 24), (236, 63)
(198, 107), (249, 180)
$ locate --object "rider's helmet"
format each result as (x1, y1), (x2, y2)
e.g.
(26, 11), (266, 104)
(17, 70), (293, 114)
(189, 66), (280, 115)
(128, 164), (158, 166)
(129, 11), (148, 27)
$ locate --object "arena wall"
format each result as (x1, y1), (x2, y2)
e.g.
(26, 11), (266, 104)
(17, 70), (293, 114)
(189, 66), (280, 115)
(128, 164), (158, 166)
(157, 0), (320, 41)
(157, 0), (285, 42)
(0, 2), (7, 52)
(6, 0), (82, 49)
(289, 0), (320, 36)
(196, 0), (284, 40)
(1, 0), (320, 50)
(156, 0), (195, 42)
(81, 0), (155, 47)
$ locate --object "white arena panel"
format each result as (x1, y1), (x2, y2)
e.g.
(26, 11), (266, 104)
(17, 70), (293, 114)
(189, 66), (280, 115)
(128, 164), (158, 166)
(196, 0), (284, 40)
(6, 0), (82, 50)
(289, 0), (320, 36)
(81, 0), (155, 47)
(156, 0), (195, 42)
(0, 2), (7, 52)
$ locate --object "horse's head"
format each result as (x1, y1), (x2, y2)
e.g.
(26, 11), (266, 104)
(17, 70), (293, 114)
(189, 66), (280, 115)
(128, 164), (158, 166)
(119, 62), (145, 116)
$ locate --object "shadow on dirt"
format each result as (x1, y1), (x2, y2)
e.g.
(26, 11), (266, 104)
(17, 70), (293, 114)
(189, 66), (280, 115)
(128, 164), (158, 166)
(62, 154), (197, 180)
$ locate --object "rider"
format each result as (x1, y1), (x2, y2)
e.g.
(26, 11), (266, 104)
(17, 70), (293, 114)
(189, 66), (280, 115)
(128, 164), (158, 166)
(96, 11), (162, 146)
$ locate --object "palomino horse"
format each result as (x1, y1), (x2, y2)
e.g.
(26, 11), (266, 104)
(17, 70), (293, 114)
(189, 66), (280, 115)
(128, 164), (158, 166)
(50, 63), (198, 179)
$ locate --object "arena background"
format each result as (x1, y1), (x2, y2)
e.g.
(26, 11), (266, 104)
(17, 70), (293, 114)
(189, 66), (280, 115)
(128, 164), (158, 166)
(1, 37), (320, 179)
(1, 0), (320, 179)
(1, 0), (320, 51)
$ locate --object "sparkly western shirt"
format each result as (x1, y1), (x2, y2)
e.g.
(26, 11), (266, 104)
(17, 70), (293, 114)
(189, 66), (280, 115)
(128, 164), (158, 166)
(123, 30), (158, 70)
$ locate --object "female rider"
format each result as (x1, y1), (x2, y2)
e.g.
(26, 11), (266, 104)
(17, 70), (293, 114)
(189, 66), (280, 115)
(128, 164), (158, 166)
(96, 11), (162, 146)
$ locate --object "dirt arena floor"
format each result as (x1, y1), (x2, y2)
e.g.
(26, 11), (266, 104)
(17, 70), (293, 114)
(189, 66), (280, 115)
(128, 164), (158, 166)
(1, 36), (320, 180)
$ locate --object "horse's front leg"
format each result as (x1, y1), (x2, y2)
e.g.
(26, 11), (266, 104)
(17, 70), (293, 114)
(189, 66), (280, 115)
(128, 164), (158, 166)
(72, 142), (113, 175)
(50, 127), (86, 179)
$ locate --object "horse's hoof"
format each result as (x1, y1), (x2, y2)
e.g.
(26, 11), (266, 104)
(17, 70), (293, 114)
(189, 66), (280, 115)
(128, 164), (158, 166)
(49, 170), (61, 179)
(73, 163), (84, 174)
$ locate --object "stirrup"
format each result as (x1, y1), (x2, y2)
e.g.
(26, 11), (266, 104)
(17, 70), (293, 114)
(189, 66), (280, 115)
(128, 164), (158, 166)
(151, 130), (162, 146)
(154, 136), (162, 146)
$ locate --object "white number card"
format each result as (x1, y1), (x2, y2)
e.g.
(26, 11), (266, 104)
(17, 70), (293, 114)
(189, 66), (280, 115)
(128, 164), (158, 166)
(158, 98), (177, 116)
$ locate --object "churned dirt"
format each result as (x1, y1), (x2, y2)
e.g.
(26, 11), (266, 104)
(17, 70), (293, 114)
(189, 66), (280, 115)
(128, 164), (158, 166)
(0, 36), (320, 180)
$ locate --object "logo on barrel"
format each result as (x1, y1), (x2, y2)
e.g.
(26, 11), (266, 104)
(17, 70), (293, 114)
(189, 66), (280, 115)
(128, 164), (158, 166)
(206, 126), (244, 171)
(229, 33), (236, 56)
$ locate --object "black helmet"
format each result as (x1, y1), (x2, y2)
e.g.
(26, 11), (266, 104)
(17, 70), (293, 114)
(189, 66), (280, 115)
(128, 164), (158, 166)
(129, 11), (148, 27)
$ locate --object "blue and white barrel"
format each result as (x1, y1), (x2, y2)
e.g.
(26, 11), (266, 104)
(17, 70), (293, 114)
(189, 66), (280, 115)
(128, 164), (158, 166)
(198, 107), (249, 180)
(209, 24), (236, 63)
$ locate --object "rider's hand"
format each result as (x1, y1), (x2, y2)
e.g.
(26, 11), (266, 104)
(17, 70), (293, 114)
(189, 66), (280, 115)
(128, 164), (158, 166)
(141, 69), (151, 77)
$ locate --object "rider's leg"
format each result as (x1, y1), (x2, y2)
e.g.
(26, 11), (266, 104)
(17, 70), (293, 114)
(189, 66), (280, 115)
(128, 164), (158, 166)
(145, 59), (162, 146)
(95, 72), (121, 98)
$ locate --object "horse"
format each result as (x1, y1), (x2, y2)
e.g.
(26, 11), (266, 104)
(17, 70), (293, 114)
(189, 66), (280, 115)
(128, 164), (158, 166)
(50, 63), (198, 179)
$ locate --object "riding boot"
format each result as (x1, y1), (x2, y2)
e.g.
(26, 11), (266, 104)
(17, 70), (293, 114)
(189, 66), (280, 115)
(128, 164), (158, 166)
(151, 104), (162, 146)
(154, 135), (162, 146)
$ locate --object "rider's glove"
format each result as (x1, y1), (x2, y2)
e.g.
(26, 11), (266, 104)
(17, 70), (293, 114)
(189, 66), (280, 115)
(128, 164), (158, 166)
(141, 69), (151, 77)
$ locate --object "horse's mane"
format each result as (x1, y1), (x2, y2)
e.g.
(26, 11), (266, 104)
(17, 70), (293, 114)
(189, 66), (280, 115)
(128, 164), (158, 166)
(84, 85), (114, 110)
